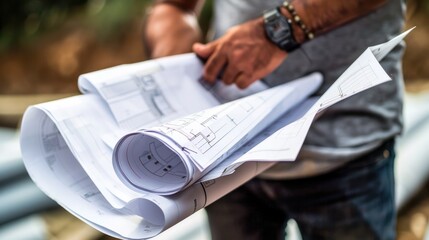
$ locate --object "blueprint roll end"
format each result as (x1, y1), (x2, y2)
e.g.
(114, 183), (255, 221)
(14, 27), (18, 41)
(113, 131), (190, 195)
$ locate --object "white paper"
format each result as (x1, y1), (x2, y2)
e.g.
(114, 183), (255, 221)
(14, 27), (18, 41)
(369, 27), (414, 61)
(19, 29), (412, 240)
(112, 74), (322, 195)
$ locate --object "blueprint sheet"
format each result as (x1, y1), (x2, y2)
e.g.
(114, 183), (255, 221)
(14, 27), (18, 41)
(20, 29), (412, 239)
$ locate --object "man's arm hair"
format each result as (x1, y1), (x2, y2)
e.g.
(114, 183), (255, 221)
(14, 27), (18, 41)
(288, 0), (388, 42)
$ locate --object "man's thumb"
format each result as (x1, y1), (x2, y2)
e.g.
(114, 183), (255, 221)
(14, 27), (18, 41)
(193, 42), (215, 59)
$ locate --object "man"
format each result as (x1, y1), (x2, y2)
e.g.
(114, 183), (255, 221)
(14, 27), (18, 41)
(144, 0), (406, 239)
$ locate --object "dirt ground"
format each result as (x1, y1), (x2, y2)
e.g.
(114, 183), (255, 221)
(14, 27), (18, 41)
(1, 3), (429, 240)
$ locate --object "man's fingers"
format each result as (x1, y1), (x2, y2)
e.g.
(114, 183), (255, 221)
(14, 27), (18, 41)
(222, 65), (241, 85)
(193, 42), (216, 59)
(194, 41), (227, 83)
(235, 72), (255, 89)
(203, 48), (227, 83)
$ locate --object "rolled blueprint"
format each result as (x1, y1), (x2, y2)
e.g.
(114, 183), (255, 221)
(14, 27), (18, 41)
(112, 75), (323, 195)
(19, 27), (411, 240)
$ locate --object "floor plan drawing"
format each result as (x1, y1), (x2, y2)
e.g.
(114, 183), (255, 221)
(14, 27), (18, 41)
(319, 64), (378, 109)
(159, 96), (265, 155)
(100, 74), (176, 130)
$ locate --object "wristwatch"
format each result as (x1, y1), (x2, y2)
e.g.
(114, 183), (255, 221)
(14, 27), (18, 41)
(263, 7), (299, 52)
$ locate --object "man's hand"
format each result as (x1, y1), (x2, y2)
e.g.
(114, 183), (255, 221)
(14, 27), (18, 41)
(193, 18), (287, 89)
(144, 3), (201, 58)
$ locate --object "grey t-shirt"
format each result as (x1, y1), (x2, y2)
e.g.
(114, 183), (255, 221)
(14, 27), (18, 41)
(211, 0), (406, 178)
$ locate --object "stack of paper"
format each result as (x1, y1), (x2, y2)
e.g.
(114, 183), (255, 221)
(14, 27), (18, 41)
(19, 29), (412, 239)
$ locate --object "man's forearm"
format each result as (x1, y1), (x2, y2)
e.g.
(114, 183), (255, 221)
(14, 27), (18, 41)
(154, 0), (205, 15)
(288, 0), (388, 42)
(144, 0), (205, 58)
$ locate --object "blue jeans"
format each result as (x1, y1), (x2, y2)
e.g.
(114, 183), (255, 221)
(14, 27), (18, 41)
(205, 139), (396, 240)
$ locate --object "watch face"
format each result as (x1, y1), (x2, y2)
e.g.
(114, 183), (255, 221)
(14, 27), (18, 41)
(272, 22), (290, 41)
(263, 8), (299, 51)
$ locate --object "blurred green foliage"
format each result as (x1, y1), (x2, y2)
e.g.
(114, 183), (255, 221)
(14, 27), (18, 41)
(0, 0), (218, 52)
(0, 0), (150, 52)
(199, 0), (213, 41)
(0, 0), (86, 50)
(3, 0), (427, 51)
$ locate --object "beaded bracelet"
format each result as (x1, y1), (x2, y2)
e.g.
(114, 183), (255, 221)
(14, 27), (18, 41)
(282, 1), (315, 40)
